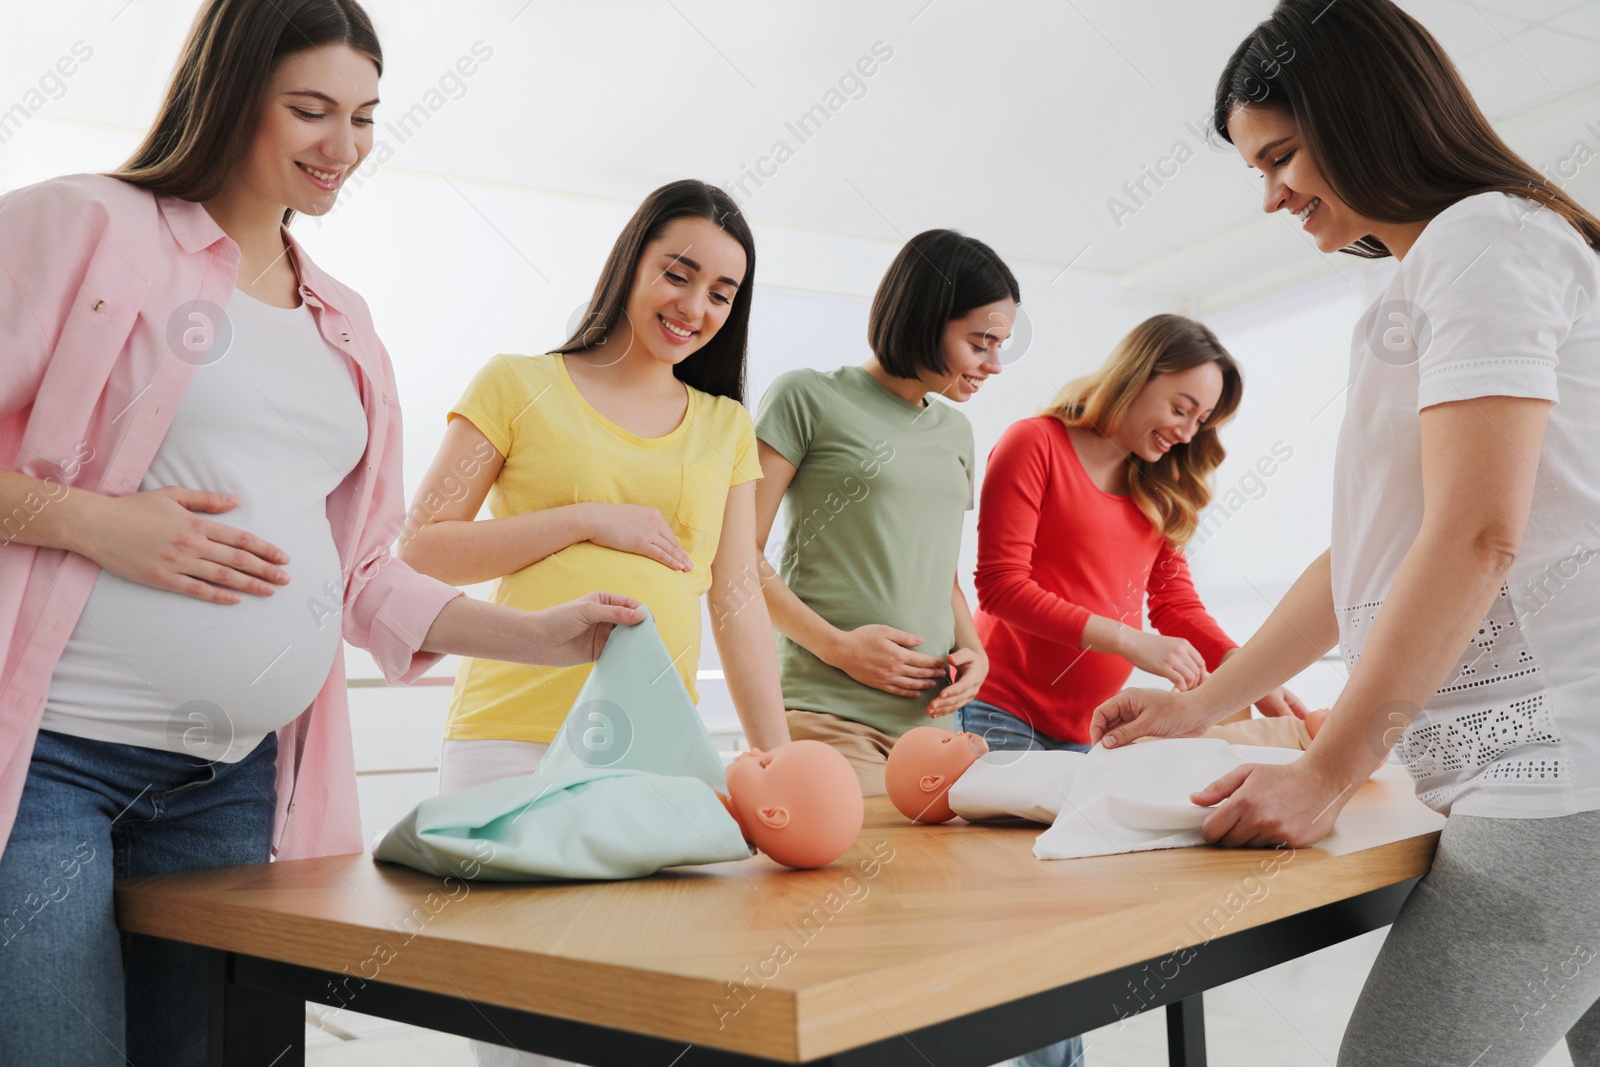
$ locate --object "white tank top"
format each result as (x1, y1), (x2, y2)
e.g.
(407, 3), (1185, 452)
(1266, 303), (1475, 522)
(41, 290), (368, 762)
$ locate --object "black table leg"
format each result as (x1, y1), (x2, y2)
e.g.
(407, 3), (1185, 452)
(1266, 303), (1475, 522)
(208, 949), (306, 1066)
(1166, 993), (1206, 1067)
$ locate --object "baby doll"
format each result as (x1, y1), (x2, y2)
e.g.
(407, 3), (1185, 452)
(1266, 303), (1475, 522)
(887, 709), (1328, 828)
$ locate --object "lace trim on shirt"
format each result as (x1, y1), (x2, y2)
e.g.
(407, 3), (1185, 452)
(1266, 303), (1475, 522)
(1394, 693), (1562, 779)
(1338, 586), (1542, 693)
(1419, 356), (1558, 379)
(1418, 758), (1566, 810)
(1339, 585), (1563, 792)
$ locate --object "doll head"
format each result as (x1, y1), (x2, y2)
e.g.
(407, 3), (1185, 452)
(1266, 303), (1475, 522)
(723, 740), (863, 869)
(885, 726), (989, 824)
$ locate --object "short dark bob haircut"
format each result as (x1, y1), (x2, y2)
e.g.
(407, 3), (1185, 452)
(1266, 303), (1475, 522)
(868, 229), (1020, 379)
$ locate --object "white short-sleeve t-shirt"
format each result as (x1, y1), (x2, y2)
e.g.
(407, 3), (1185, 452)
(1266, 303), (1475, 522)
(1332, 191), (1600, 818)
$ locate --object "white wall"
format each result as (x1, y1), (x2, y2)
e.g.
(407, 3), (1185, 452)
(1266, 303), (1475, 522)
(303, 174), (1167, 838)
(1191, 263), (1400, 709)
(311, 168), (1379, 834)
(5, 135), (1378, 831)
(207, 162), (1160, 834)
(2, 3), (1409, 837)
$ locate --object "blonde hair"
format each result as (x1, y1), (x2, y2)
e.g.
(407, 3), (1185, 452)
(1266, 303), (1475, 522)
(1042, 314), (1242, 545)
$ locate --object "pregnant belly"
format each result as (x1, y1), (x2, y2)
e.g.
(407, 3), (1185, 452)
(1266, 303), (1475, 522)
(47, 520), (348, 746)
(496, 541), (707, 674)
(502, 541), (708, 611)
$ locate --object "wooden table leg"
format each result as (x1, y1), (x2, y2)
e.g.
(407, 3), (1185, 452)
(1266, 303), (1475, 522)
(1166, 993), (1206, 1067)
(207, 949), (306, 1066)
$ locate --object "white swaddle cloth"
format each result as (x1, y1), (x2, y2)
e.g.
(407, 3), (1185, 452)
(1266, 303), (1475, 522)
(947, 749), (1083, 823)
(945, 739), (1304, 860)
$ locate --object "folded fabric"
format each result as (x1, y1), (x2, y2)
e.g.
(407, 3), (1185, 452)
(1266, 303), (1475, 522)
(1034, 739), (1302, 860)
(947, 750), (1085, 823)
(530, 608), (730, 791)
(373, 609), (754, 881)
(940, 739), (1305, 858)
(371, 768), (751, 881)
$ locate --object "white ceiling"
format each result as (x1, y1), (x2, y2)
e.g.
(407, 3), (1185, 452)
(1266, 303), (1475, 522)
(8, 0), (1600, 313)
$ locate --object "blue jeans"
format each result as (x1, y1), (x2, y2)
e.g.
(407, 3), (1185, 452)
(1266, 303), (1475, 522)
(956, 698), (1092, 757)
(956, 699), (1088, 1067)
(0, 728), (279, 1067)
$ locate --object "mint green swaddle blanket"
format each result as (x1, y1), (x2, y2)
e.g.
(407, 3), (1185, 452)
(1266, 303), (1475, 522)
(373, 610), (754, 881)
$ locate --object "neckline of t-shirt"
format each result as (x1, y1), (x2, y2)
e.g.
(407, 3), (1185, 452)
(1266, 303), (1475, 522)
(551, 352), (697, 447)
(844, 365), (938, 419)
(232, 287), (308, 314)
(1396, 191), (1536, 271)
(1361, 193), (1492, 316)
(1052, 418), (1135, 502)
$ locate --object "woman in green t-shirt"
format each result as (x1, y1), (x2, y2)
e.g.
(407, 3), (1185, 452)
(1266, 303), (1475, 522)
(753, 229), (1020, 796)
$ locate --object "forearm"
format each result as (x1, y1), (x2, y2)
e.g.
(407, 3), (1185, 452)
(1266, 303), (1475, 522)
(398, 504), (593, 586)
(417, 594), (552, 662)
(710, 583), (791, 750)
(757, 558), (842, 664)
(1305, 534), (1512, 788)
(978, 568), (1094, 648)
(1080, 614), (1133, 655)
(1188, 549), (1338, 720)
(0, 469), (100, 554)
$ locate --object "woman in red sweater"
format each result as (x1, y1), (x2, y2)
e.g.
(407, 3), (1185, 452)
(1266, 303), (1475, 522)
(961, 314), (1310, 754)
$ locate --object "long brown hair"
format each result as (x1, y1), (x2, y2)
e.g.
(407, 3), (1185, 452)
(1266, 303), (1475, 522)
(1042, 315), (1242, 546)
(1212, 0), (1600, 257)
(555, 180), (757, 404)
(110, 0), (381, 226)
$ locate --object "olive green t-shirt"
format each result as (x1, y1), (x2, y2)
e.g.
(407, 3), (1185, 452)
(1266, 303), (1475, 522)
(754, 366), (975, 736)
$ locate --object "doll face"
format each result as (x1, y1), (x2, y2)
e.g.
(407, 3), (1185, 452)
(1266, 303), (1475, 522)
(725, 741), (864, 869)
(884, 727), (989, 824)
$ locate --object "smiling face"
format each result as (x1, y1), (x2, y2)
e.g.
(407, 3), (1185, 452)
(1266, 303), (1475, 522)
(921, 298), (1017, 402)
(234, 44), (379, 218)
(1227, 103), (1378, 255)
(1112, 362), (1224, 464)
(621, 216), (747, 369)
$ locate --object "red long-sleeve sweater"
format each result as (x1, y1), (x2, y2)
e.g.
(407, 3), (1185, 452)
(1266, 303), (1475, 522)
(972, 416), (1235, 743)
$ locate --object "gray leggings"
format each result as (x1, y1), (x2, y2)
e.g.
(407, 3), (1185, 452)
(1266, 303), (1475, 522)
(1341, 808), (1600, 1066)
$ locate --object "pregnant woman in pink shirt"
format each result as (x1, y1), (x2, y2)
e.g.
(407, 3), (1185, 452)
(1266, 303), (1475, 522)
(0, 3), (640, 1064)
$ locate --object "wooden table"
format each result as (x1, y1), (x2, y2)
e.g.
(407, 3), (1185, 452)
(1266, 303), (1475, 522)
(115, 763), (1443, 1067)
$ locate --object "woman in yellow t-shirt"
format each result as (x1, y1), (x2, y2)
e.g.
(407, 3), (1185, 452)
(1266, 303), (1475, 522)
(399, 180), (790, 801)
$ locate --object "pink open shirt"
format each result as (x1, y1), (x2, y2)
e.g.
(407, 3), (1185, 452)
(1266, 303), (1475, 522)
(0, 173), (463, 862)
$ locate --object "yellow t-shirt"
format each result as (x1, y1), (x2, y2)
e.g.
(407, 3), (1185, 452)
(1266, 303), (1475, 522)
(443, 353), (762, 743)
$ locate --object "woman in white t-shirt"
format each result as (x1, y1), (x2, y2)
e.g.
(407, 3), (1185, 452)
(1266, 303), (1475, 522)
(1091, 1), (1600, 1062)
